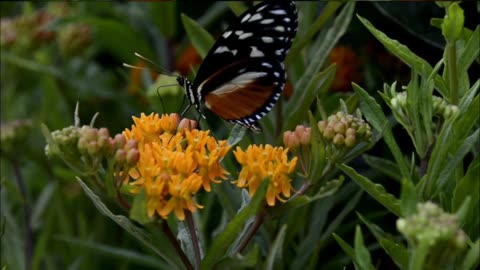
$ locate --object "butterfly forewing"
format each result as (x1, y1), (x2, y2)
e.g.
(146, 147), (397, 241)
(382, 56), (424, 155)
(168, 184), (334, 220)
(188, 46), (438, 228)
(193, 1), (297, 91)
(185, 1), (298, 131)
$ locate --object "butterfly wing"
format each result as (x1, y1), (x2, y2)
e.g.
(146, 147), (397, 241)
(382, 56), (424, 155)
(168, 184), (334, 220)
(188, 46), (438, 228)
(201, 59), (285, 131)
(191, 1), (298, 130)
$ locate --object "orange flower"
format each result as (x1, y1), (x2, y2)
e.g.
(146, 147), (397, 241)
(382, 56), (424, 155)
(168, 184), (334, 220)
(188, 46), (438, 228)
(234, 144), (297, 206)
(123, 113), (231, 220)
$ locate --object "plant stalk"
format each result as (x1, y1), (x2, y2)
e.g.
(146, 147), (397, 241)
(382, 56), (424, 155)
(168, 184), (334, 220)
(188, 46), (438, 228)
(446, 43), (458, 104)
(185, 211), (202, 270)
(160, 221), (194, 270)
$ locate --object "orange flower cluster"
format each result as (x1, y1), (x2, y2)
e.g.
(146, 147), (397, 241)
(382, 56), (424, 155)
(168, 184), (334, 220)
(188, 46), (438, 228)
(123, 113), (231, 220)
(234, 145), (297, 206)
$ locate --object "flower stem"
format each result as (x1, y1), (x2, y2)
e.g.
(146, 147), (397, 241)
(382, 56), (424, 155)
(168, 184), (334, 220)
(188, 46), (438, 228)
(185, 211), (202, 270)
(12, 160), (33, 270)
(160, 221), (194, 270)
(234, 210), (266, 254)
(447, 42), (458, 104)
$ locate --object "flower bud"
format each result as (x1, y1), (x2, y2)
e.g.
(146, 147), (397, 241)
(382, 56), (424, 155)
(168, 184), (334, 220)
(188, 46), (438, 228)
(333, 122), (346, 134)
(113, 134), (127, 148)
(323, 126), (335, 140)
(126, 149), (140, 165)
(283, 131), (299, 149)
(332, 134), (344, 145)
(178, 118), (197, 132)
(115, 149), (127, 164)
(345, 134), (356, 148)
(299, 127), (311, 145)
(317, 120), (327, 133)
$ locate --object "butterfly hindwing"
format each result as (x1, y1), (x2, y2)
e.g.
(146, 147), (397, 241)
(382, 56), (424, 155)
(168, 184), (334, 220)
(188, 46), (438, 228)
(200, 58), (286, 131)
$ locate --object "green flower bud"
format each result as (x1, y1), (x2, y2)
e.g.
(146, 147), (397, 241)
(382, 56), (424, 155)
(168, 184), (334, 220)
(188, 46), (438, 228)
(323, 126), (335, 140)
(333, 134), (344, 145)
(317, 120), (327, 133)
(345, 134), (356, 148)
(333, 122), (346, 134)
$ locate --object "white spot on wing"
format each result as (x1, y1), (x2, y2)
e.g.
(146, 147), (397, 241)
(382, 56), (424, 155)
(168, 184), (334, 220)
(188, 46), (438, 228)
(214, 46), (230, 54)
(241, 13), (251, 23)
(235, 30), (244, 36)
(261, 62), (273, 68)
(257, 5), (267, 12)
(260, 18), (274, 25)
(239, 32), (253, 40)
(248, 13), (263, 22)
(270, 9), (287, 15)
(250, 46), (264, 57)
(274, 26), (285, 32)
(261, 37), (274, 43)
(222, 31), (232, 38)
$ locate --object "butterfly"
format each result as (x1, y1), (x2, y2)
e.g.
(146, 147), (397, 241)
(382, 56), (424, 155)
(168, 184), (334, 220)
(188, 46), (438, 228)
(177, 1), (298, 131)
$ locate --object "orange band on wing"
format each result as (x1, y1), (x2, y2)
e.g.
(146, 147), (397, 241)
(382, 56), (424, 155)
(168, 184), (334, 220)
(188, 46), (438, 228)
(204, 83), (274, 120)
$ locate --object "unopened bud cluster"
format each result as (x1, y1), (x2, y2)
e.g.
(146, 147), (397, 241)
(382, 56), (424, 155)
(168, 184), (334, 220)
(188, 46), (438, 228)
(45, 125), (139, 168)
(58, 23), (91, 57)
(283, 125), (311, 149)
(397, 202), (467, 265)
(1, 120), (33, 154)
(391, 92), (458, 119)
(317, 111), (372, 148)
(432, 95), (458, 119)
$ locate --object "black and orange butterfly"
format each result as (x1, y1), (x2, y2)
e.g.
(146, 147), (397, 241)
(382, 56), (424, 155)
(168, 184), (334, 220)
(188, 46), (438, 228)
(177, 1), (298, 131)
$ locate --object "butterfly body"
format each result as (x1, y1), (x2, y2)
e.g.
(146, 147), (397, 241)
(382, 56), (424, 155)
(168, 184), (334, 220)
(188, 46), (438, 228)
(180, 1), (298, 131)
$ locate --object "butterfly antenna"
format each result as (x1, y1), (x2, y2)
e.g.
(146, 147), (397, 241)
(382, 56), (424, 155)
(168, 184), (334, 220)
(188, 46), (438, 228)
(180, 104), (191, 118)
(134, 52), (178, 78)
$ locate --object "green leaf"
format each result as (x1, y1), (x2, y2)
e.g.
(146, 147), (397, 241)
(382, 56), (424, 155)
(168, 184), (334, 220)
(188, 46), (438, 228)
(357, 15), (448, 96)
(400, 178), (418, 217)
(76, 178), (183, 269)
(461, 240), (480, 270)
(453, 157), (480, 238)
(308, 111), (327, 182)
(357, 213), (409, 269)
(268, 178), (343, 217)
(422, 95), (479, 196)
(363, 155), (402, 182)
(441, 3), (465, 43)
(293, 1), (355, 94)
(201, 181), (268, 270)
(354, 226), (375, 270)
(181, 13), (215, 59)
(84, 17), (153, 63)
(284, 64), (336, 131)
(433, 128), (479, 196)
(150, 1), (177, 38)
(31, 181), (56, 230)
(379, 238), (409, 269)
(332, 233), (355, 260)
(353, 83), (411, 181)
(55, 236), (167, 268)
(265, 224), (287, 270)
(286, 1), (343, 65)
(129, 189), (151, 225)
(226, 2), (248, 16)
(457, 26), (479, 77)
(338, 163), (402, 216)
(227, 125), (246, 146)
